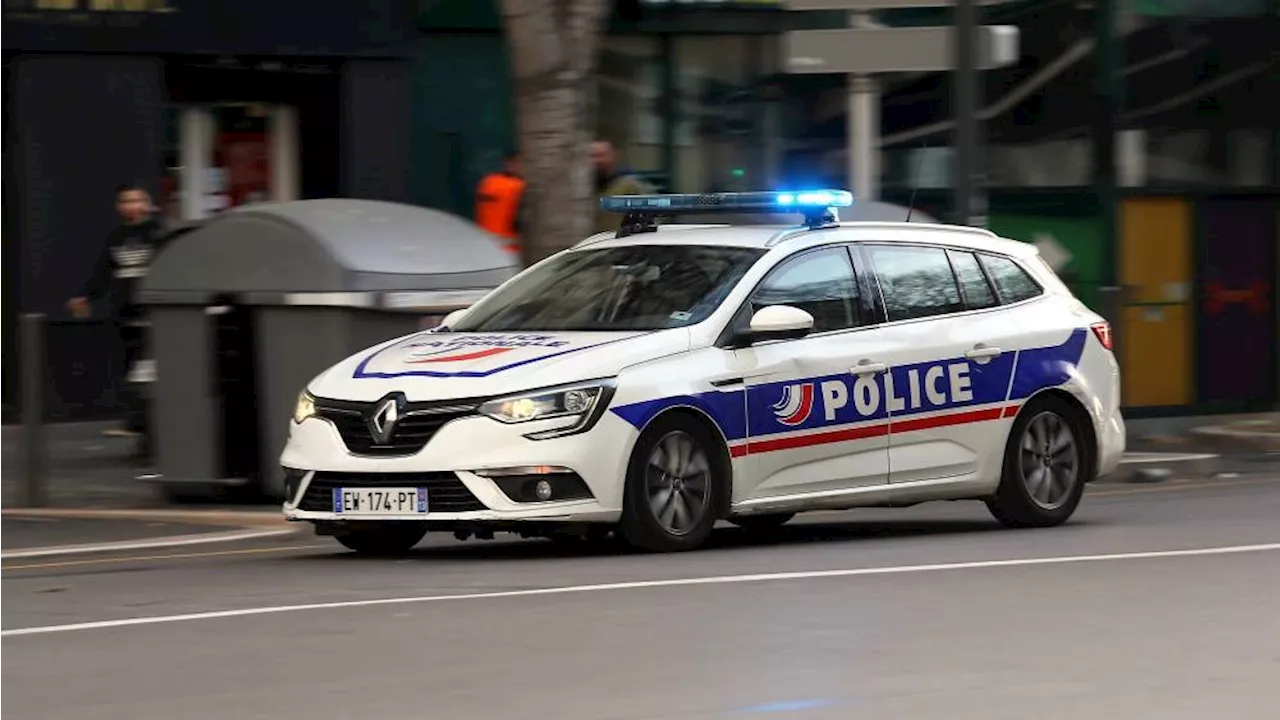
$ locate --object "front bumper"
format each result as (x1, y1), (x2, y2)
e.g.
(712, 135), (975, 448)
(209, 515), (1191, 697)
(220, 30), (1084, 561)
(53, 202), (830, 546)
(280, 410), (636, 524)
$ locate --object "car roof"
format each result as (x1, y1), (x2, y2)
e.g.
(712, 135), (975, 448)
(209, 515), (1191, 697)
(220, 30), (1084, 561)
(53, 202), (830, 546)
(575, 221), (1037, 258)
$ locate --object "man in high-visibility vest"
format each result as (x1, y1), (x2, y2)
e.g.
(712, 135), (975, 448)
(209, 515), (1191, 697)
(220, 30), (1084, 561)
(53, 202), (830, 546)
(474, 150), (527, 260)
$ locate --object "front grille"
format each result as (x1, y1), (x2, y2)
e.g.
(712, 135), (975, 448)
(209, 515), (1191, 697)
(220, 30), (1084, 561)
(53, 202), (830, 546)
(314, 397), (478, 457)
(298, 471), (488, 513)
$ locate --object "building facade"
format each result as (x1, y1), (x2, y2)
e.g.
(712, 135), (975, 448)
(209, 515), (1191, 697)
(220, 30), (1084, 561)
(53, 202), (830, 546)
(4, 0), (416, 421)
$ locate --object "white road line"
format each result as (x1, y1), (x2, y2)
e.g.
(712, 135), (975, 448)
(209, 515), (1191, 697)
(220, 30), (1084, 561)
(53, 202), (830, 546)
(0, 528), (297, 560)
(1119, 452), (1218, 464)
(5, 542), (1279, 638)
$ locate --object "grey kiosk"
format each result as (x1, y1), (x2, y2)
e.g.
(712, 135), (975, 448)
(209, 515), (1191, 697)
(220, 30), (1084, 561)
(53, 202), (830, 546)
(139, 199), (518, 500)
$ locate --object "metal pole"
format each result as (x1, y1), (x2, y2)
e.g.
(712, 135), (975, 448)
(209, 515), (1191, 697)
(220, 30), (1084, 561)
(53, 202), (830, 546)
(847, 11), (880, 200)
(20, 313), (49, 507)
(1094, 0), (1122, 351)
(953, 0), (985, 227)
(848, 74), (880, 200)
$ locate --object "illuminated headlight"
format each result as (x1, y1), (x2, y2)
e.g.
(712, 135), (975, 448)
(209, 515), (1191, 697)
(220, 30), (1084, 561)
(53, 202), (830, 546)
(292, 390), (317, 424)
(477, 381), (615, 439)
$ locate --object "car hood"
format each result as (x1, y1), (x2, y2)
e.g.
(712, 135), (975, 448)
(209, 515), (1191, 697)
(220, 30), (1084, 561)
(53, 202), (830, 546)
(308, 328), (692, 402)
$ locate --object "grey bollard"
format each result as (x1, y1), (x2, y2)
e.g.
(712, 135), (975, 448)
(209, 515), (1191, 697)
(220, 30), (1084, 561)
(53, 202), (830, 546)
(20, 313), (49, 507)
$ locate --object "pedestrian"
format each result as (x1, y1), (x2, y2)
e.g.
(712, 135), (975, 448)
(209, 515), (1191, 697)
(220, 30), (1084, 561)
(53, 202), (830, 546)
(66, 182), (167, 443)
(474, 149), (527, 262)
(591, 140), (655, 235)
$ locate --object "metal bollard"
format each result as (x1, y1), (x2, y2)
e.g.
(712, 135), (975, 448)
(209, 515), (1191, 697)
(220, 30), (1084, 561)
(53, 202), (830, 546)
(20, 313), (49, 507)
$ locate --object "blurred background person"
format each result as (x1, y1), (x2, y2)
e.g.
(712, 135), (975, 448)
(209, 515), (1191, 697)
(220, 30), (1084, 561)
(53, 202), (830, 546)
(474, 148), (527, 262)
(66, 182), (167, 443)
(591, 139), (654, 235)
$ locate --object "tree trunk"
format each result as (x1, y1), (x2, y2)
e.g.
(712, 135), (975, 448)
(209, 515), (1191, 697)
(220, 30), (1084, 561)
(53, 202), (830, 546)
(499, 0), (610, 266)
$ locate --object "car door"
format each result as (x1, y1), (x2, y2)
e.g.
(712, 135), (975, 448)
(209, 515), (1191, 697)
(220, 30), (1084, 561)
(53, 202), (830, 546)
(858, 243), (1026, 485)
(730, 245), (892, 502)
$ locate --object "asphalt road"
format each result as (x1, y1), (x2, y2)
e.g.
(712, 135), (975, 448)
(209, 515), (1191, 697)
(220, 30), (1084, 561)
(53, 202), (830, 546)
(4, 475), (1280, 720)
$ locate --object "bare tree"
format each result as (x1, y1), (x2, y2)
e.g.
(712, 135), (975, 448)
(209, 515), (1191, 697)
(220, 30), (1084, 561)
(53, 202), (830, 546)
(499, 0), (611, 266)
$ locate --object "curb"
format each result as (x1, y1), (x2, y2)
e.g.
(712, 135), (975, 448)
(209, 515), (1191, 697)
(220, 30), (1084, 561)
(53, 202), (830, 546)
(1, 527), (299, 560)
(1100, 452), (1220, 484)
(0, 507), (288, 529)
(1188, 424), (1280, 455)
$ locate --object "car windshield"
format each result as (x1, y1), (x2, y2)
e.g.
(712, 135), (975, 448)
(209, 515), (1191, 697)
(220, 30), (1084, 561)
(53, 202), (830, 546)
(452, 244), (766, 332)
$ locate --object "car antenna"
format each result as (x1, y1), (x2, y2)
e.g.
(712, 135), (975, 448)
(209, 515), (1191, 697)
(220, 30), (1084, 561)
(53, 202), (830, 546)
(905, 138), (930, 223)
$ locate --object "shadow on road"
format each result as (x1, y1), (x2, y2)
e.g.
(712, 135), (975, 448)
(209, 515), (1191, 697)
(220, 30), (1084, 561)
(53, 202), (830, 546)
(296, 516), (1100, 563)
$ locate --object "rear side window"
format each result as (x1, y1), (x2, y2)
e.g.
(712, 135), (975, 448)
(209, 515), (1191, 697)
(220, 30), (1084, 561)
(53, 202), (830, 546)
(867, 245), (964, 322)
(947, 250), (998, 310)
(981, 255), (1043, 304)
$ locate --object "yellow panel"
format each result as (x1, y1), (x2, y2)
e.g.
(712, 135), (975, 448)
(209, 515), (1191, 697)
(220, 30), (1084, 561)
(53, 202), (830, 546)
(1121, 304), (1192, 407)
(1119, 198), (1192, 304)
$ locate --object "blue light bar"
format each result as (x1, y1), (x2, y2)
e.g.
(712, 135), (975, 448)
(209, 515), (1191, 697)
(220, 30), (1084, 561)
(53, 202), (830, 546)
(599, 189), (853, 215)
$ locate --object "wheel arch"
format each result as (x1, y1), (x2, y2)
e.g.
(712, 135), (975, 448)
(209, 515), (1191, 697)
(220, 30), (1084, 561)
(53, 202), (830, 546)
(633, 404), (736, 518)
(1014, 388), (1100, 481)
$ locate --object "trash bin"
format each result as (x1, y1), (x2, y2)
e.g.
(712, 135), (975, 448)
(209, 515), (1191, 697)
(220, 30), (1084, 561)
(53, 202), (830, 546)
(139, 199), (518, 500)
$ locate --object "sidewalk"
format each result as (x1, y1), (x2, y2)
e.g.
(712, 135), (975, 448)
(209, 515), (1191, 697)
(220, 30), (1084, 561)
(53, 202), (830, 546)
(2, 515), (243, 551)
(2, 421), (164, 509)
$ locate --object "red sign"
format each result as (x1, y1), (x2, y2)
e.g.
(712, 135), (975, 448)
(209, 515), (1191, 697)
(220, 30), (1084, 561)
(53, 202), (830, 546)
(216, 131), (270, 207)
(1204, 279), (1268, 316)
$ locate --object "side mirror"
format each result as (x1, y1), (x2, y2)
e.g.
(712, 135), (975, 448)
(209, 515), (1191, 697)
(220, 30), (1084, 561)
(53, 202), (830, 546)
(740, 305), (814, 345)
(438, 308), (468, 330)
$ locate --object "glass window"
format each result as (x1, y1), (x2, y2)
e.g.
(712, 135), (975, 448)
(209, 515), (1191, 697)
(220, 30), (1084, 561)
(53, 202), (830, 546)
(452, 245), (764, 333)
(673, 35), (778, 193)
(981, 254), (1043, 304)
(750, 247), (860, 333)
(947, 250), (998, 310)
(597, 36), (663, 182)
(868, 245), (964, 322)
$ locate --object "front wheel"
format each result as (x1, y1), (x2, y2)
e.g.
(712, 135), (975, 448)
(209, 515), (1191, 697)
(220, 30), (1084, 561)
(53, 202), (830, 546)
(619, 416), (726, 553)
(334, 522), (428, 555)
(986, 396), (1090, 528)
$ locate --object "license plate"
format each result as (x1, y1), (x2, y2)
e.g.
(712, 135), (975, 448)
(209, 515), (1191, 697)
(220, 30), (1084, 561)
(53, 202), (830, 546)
(332, 487), (428, 515)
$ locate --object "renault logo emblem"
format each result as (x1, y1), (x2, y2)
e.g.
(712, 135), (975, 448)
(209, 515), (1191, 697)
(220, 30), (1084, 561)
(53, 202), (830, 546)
(368, 394), (406, 445)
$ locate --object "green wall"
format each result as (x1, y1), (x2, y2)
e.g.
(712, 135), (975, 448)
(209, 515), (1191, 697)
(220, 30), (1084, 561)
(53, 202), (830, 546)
(409, 33), (514, 217)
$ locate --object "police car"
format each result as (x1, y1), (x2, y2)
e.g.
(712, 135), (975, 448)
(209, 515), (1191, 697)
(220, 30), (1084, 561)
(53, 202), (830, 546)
(282, 190), (1125, 553)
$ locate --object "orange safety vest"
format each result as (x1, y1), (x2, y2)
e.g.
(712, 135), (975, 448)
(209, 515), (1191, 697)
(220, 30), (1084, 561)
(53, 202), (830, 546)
(475, 172), (526, 257)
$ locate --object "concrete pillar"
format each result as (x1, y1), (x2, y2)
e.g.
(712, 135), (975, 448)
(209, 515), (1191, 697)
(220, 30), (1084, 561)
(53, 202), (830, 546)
(269, 105), (300, 203)
(1117, 129), (1147, 187)
(848, 74), (880, 200)
(178, 107), (215, 221)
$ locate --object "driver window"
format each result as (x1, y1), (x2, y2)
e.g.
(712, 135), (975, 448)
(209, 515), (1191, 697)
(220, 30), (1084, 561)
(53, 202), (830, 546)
(750, 247), (860, 333)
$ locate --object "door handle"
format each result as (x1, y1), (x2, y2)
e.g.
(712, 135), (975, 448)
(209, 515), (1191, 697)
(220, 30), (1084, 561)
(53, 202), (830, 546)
(852, 360), (887, 376)
(964, 344), (1003, 360)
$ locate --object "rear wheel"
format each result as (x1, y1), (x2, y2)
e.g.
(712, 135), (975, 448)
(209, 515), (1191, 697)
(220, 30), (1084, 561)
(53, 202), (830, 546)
(986, 395), (1090, 528)
(619, 415), (726, 553)
(334, 522), (428, 555)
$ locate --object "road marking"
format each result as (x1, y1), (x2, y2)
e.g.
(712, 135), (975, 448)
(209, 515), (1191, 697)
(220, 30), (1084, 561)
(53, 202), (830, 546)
(1089, 475), (1277, 497)
(0, 528), (298, 560)
(1, 544), (329, 571)
(1118, 452), (1217, 464)
(4, 542), (1278, 638)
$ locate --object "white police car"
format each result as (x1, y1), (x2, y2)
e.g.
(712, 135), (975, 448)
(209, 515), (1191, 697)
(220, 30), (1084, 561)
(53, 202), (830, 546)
(282, 190), (1125, 553)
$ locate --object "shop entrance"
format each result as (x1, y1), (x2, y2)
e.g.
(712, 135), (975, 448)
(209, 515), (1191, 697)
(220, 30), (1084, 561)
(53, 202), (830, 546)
(163, 59), (340, 222)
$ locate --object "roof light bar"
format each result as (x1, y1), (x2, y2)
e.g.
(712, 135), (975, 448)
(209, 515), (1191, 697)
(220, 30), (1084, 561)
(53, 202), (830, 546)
(601, 190), (853, 238)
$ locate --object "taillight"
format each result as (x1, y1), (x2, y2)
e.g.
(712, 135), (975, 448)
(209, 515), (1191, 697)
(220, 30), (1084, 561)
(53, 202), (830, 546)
(1090, 321), (1113, 350)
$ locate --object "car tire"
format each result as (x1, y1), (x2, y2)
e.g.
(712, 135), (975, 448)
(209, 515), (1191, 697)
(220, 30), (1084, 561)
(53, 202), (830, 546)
(728, 513), (795, 531)
(986, 395), (1090, 529)
(619, 415), (726, 553)
(334, 522), (428, 555)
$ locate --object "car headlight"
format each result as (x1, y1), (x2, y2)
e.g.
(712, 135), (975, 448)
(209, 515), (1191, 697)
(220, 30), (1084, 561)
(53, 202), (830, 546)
(478, 381), (615, 440)
(293, 390), (317, 424)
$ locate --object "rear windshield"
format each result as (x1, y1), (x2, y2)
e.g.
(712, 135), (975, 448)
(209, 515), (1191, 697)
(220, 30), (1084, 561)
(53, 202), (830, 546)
(452, 244), (766, 333)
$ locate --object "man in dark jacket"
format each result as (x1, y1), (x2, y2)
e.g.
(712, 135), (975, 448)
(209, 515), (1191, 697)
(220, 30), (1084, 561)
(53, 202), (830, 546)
(67, 182), (167, 440)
